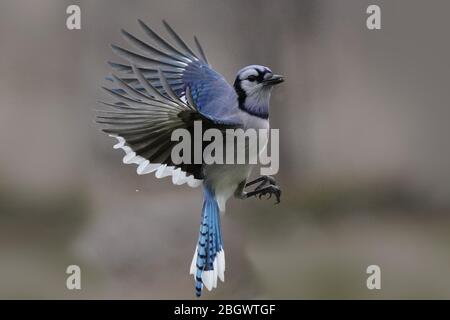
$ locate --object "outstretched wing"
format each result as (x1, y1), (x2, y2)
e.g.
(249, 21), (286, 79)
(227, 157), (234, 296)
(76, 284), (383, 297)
(97, 67), (235, 187)
(108, 20), (239, 124)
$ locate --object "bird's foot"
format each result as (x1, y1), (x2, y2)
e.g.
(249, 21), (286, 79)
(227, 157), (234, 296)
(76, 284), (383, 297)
(245, 185), (281, 204)
(245, 175), (277, 190)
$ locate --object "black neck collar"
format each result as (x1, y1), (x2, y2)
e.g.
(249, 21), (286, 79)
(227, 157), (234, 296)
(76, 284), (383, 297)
(233, 80), (269, 119)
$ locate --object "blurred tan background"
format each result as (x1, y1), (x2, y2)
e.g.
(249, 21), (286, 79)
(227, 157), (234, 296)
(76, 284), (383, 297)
(1, 0), (450, 299)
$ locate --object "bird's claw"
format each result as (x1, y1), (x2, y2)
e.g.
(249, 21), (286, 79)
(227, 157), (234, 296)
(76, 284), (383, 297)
(244, 176), (281, 204)
(258, 192), (271, 200)
(255, 185), (281, 204)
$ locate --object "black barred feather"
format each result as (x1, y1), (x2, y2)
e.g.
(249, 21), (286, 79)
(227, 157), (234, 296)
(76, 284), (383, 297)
(98, 20), (238, 182)
(98, 65), (235, 179)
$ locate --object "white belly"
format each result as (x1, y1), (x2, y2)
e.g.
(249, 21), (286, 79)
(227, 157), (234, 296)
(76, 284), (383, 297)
(204, 114), (270, 212)
(204, 164), (252, 212)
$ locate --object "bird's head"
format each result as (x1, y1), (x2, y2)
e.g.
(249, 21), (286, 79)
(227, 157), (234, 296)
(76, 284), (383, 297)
(233, 65), (284, 119)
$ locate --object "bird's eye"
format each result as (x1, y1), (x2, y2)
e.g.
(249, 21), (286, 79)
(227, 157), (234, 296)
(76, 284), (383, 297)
(247, 75), (257, 82)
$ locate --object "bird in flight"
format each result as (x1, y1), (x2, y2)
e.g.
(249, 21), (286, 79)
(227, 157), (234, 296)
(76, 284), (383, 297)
(97, 20), (284, 297)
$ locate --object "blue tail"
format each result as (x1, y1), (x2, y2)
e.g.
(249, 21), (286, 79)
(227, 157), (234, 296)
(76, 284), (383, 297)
(190, 186), (225, 297)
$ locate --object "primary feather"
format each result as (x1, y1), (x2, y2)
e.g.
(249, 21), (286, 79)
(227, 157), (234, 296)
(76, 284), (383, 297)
(108, 20), (240, 124)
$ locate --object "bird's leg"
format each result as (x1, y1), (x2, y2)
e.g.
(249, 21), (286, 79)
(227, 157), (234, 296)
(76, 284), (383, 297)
(245, 185), (281, 204)
(236, 176), (281, 204)
(245, 175), (278, 191)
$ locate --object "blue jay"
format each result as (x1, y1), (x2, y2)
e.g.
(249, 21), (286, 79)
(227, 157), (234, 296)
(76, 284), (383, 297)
(97, 20), (284, 297)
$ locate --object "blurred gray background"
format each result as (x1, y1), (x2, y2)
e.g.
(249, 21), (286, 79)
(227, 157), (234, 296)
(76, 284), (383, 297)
(1, 0), (450, 299)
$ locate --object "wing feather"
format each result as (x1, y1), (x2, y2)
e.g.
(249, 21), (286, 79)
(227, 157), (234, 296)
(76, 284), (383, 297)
(108, 20), (239, 123)
(97, 20), (241, 186)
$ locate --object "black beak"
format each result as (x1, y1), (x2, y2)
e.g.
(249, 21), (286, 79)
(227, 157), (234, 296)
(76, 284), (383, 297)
(263, 74), (284, 86)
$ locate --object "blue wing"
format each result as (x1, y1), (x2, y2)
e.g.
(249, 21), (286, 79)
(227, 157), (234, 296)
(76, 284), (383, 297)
(108, 20), (240, 125)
